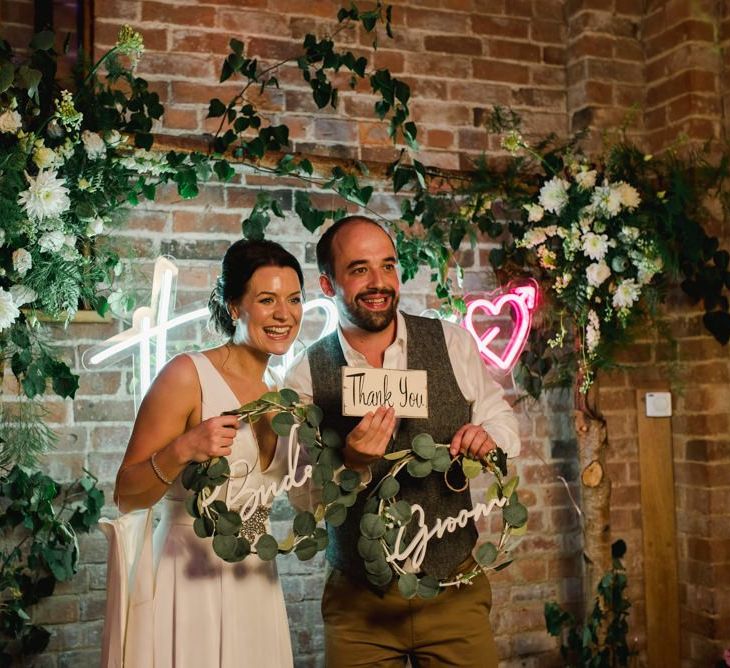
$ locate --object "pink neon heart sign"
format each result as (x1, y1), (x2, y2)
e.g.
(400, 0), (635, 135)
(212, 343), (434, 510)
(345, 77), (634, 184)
(461, 282), (538, 372)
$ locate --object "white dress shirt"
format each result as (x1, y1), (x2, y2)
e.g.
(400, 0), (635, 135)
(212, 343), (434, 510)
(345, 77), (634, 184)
(284, 311), (520, 457)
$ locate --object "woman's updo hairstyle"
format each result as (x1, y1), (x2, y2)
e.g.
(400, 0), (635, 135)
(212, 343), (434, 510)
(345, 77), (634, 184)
(208, 239), (304, 338)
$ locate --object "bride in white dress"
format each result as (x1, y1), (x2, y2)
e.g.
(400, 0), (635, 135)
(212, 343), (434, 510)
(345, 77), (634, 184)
(103, 239), (303, 667)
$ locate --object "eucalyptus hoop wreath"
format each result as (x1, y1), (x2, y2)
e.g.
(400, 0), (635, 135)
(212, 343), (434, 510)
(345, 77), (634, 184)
(181, 389), (527, 597)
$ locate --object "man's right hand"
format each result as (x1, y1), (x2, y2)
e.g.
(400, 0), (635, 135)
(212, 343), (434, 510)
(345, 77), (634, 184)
(344, 406), (396, 471)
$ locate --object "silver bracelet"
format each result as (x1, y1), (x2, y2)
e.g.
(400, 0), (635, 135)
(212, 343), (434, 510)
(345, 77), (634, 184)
(150, 451), (173, 485)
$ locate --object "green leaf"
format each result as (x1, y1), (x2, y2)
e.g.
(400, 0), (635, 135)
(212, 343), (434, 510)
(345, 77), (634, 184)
(325, 502), (347, 527)
(431, 447), (452, 473)
(215, 510), (242, 536)
(411, 433), (435, 459)
(406, 458), (432, 478)
(388, 500), (411, 524)
(271, 411), (296, 436)
(229, 38), (244, 55)
(360, 513), (386, 539)
(292, 511), (316, 536)
(207, 98), (227, 118)
(416, 575), (441, 599)
(383, 450), (409, 461)
(338, 469), (361, 492)
(321, 480), (340, 504)
(279, 388), (299, 406)
(475, 541), (498, 566)
(398, 573), (418, 599)
(461, 457), (483, 479)
(502, 501), (528, 528)
(502, 476), (519, 499)
(377, 475), (400, 499)
(305, 405), (324, 427)
(0, 62), (14, 93)
(294, 536), (319, 560)
(355, 536), (381, 562)
(255, 533), (279, 560)
(30, 31), (55, 51)
(193, 516), (214, 538)
(207, 457), (230, 478)
(212, 534), (238, 560)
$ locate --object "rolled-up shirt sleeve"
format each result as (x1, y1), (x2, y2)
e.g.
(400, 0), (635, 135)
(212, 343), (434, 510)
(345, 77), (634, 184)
(442, 321), (521, 458)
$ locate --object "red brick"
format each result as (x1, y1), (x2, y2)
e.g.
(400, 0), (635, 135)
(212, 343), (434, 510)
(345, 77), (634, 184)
(489, 38), (541, 63)
(170, 29), (233, 55)
(472, 15), (529, 38)
(423, 35), (482, 55)
(473, 58), (530, 84)
(405, 52), (471, 78)
(405, 8), (469, 33)
(141, 1), (216, 26)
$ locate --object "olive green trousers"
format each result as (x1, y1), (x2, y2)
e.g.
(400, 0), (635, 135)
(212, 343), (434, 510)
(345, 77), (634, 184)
(322, 568), (498, 667)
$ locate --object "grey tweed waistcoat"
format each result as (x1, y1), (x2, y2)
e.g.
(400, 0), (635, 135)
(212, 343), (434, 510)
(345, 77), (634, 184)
(308, 312), (476, 581)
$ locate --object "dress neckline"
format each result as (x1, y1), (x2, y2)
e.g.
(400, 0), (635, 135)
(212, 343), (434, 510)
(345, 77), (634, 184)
(194, 351), (247, 409)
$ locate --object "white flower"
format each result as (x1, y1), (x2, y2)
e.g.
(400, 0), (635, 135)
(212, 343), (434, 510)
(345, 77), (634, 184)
(33, 144), (57, 169)
(619, 226), (640, 243)
(521, 228), (547, 248)
(0, 288), (20, 331)
(104, 129), (124, 146)
(582, 232), (610, 261)
(82, 130), (107, 159)
(586, 261), (611, 287)
(86, 217), (105, 236)
(9, 284), (37, 307)
(575, 169), (597, 190)
(616, 181), (641, 211)
(538, 176), (571, 215)
(18, 170), (71, 221)
(585, 310), (600, 353)
(12, 248), (32, 276)
(612, 278), (641, 310)
(591, 184), (622, 218)
(0, 229), (5, 247)
(524, 203), (545, 222)
(0, 109), (22, 134)
(38, 230), (66, 253)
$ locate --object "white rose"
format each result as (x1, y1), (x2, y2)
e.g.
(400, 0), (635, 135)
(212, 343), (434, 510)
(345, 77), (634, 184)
(9, 284), (38, 307)
(12, 248), (33, 276)
(524, 203), (544, 222)
(86, 217), (105, 236)
(586, 261), (611, 287)
(33, 145), (57, 169)
(0, 288), (20, 331)
(82, 130), (107, 159)
(38, 230), (66, 253)
(0, 109), (22, 134)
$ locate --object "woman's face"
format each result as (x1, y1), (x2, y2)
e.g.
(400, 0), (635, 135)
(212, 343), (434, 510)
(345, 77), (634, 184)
(230, 266), (303, 356)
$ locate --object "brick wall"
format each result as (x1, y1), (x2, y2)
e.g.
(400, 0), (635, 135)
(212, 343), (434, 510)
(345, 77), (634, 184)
(2, 1), (729, 666)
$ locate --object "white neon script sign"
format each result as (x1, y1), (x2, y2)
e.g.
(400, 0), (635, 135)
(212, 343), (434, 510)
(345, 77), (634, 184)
(85, 258), (538, 393)
(461, 280), (539, 372)
(82, 257), (338, 396)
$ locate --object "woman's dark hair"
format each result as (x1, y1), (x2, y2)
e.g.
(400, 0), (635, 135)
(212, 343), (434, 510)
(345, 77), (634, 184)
(208, 238), (304, 337)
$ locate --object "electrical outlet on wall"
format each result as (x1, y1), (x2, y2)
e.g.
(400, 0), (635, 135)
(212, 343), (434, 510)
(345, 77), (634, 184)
(646, 391), (672, 417)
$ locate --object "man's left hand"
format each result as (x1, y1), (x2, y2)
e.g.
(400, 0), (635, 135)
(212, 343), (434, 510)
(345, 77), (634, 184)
(449, 424), (496, 460)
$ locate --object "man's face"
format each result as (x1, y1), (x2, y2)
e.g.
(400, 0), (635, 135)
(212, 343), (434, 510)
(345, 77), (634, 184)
(320, 220), (400, 332)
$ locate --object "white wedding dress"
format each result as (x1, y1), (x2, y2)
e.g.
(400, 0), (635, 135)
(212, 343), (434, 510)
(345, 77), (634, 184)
(101, 352), (293, 667)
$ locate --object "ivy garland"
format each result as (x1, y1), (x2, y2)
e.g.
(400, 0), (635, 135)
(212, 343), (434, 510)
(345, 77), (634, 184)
(357, 433), (528, 598)
(180, 389), (362, 563)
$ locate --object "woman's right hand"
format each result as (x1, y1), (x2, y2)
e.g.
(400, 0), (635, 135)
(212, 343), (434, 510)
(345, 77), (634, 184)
(173, 414), (241, 463)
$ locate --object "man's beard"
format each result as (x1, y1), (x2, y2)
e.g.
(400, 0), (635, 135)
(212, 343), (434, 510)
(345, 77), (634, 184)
(341, 288), (399, 332)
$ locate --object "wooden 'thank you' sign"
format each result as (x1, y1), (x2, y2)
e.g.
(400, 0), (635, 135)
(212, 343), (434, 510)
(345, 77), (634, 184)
(341, 367), (428, 418)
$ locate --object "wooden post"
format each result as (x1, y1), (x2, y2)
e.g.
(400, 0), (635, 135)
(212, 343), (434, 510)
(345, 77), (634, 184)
(636, 389), (680, 667)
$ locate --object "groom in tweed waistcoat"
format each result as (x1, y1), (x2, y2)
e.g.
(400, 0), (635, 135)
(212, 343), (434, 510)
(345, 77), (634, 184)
(284, 216), (520, 667)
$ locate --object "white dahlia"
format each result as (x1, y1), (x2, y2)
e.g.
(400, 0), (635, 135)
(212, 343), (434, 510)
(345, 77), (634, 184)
(582, 232), (610, 261)
(612, 278), (641, 310)
(18, 170), (71, 221)
(0, 288), (20, 331)
(538, 176), (571, 215)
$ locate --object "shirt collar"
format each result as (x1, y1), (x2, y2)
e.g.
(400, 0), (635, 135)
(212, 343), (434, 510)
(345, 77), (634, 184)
(336, 310), (407, 367)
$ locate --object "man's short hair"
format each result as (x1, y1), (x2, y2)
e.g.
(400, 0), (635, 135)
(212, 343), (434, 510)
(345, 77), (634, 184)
(316, 215), (394, 277)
